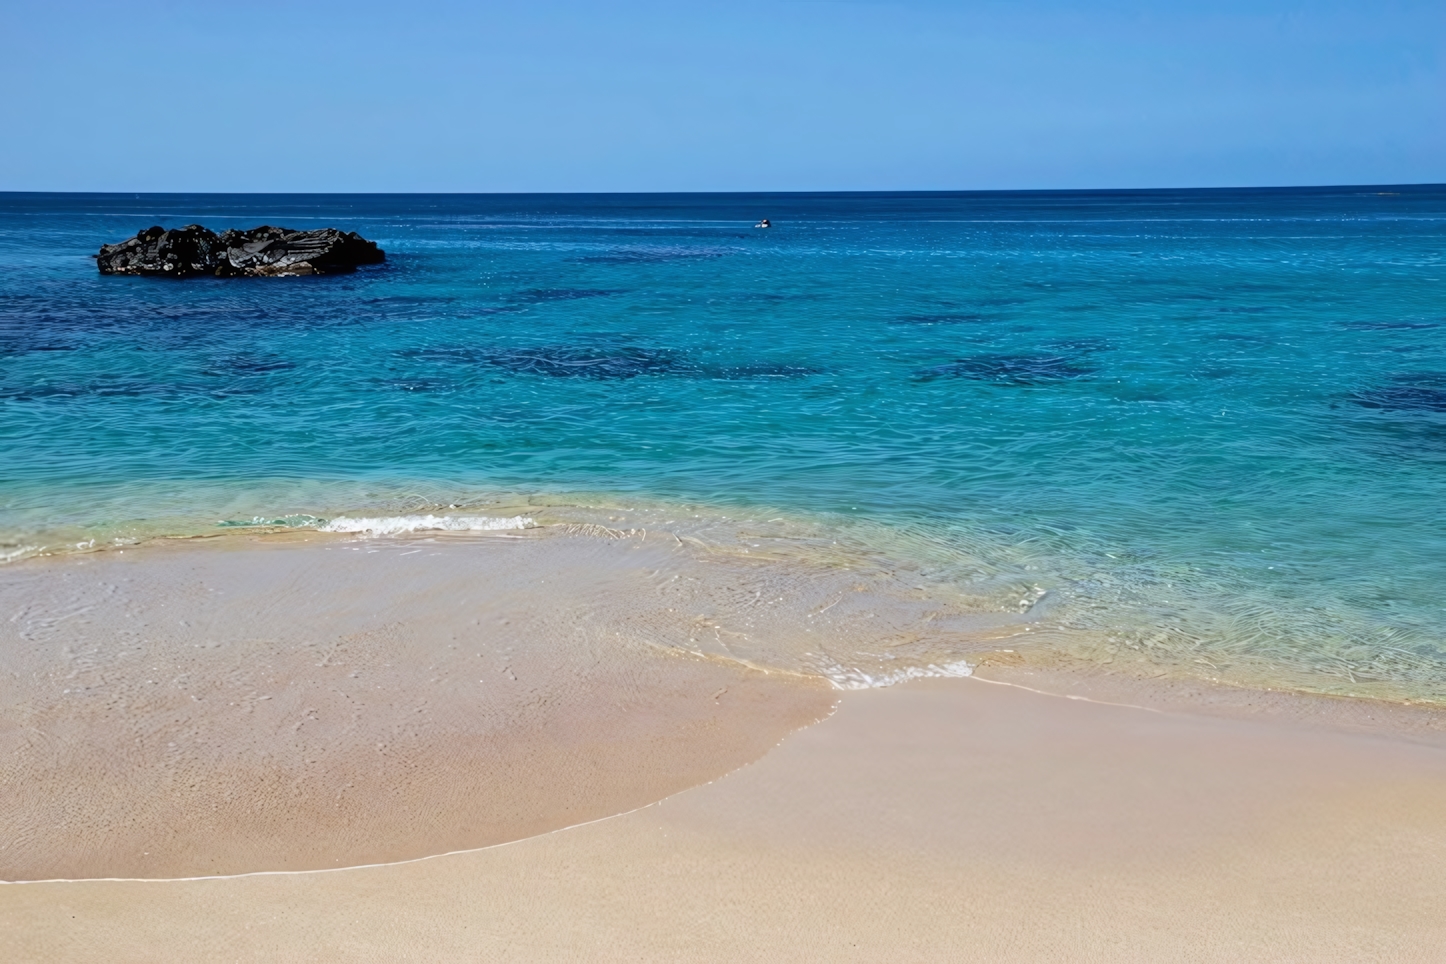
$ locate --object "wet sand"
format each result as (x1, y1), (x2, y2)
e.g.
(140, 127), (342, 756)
(0, 532), (838, 878)
(4, 675), (1446, 962)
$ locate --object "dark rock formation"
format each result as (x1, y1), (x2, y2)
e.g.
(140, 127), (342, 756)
(98, 225), (220, 278)
(97, 225), (385, 278)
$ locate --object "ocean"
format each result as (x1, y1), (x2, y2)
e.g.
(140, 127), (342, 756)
(3, 187), (1444, 702)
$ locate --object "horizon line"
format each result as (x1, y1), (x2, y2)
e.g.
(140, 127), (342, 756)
(3, 182), (1444, 199)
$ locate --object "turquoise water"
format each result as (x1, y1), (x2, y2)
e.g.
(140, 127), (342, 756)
(3, 189), (1445, 698)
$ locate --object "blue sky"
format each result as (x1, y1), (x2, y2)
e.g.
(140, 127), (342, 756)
(2, 0), (1441, 192)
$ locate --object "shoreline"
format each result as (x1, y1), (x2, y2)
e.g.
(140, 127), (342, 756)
(6, 501), (1446, 709)
(969, 649), (1446, 748)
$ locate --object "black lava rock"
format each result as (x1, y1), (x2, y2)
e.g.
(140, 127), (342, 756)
(97, 225), (385, 278)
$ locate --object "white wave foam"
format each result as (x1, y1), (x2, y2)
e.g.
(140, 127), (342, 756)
(821, 659), (975, 691)
(1, 545), (43, 565)
(318, 514), (535, 535)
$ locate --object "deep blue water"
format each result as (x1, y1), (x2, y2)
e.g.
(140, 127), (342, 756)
(3, 188), (1445, 698)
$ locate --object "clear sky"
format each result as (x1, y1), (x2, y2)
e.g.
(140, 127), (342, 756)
(2, 0), (1441, 192)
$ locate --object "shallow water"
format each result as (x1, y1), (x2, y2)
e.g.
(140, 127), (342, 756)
(2, 188), (1445, 700)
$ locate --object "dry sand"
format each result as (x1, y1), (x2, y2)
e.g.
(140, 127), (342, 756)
(4, 675), (1446, 962)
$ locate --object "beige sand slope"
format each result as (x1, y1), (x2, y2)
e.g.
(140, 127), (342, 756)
(5, 675), (1446, 963)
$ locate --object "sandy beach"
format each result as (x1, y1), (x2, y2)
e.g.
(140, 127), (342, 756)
(4, 673), (1445, 962)
(3, 532), (1445, 961)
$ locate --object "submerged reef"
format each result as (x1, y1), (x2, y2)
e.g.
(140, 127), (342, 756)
(891, 312), (992, 325)
(1339, 320), (1442, 331)
(914, 352), (1096, 384)
(483, 345), (681, 379)
(1350, 372), (1446, 414)
(97, 225), (385, 278)
(396, 344), (822, 381)
(512, 288), (622, 302)
(398, 345), (684, 380)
